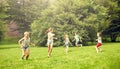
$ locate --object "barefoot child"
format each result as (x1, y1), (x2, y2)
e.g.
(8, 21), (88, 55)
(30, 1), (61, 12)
(18, 32), (34, 60)
(64, 34), (71, 54)
(95, 32), (102, 53)
(46, 28), (56, 57)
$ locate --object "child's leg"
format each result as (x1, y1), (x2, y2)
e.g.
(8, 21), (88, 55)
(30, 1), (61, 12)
(95, 43), (101, 53)
(48, 44), (51, 57)
(76, 44), (78, 47)
(98, 47), (102, 52)
(48, 45), (50, 52)
(66, 45), (68, 54)
(80, 43), (82, 47)
(21, 49), (25, 60)
(95, 46), (99, 53)
(48, 43), (53, 57)
(47, 40), (50, 57)
(76, 42), (78, 47)
(49, 43), (53, 56)
(25, 48), (30, 60)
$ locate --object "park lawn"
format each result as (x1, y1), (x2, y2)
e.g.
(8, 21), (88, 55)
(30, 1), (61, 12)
(0, 43), (120, 69)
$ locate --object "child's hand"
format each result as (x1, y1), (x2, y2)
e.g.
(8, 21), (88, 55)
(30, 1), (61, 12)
(55, 37), (57, 39)
(20, 45), (22, 48)
(30, 43), (35, 46)
(54, 37), (57, 40)
(96, 39), (98, 41)
(72, 39), (75, 42)
(80, 40), (82, 42)
(32, 44), (35, 46)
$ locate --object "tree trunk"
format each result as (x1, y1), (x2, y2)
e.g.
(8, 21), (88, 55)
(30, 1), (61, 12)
(110, 34), (117, 42)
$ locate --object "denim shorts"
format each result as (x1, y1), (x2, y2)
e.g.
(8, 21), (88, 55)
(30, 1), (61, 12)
(22, 46), (29, 51)
(75, 40), (79, 45)
(65, 42), (69, 47)
(47, 39), (53, 45)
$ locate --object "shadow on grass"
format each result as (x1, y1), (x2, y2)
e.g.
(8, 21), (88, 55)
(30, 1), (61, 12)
(0, 46), (18, 50)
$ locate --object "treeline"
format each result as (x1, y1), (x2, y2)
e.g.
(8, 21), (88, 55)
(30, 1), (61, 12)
(0, 0), (120, 46)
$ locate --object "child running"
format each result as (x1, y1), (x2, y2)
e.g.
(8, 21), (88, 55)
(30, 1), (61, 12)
(73, 32), (82, 47)
(64, 34), (71, 54)
(46, 28), (56, 57)
(18, 32), (34, 60)
(95, 32), (102, 53)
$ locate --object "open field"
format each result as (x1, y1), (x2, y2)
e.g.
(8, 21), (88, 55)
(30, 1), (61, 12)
(0, 43), (120, 69)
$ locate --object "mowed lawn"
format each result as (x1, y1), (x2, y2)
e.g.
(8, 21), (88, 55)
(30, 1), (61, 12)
(0, 43), (120, 69)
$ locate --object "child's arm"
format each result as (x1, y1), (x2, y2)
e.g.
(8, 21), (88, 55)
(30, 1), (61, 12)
(30, 43), (35, 46)
(72, 39), (75, 42)
(80, 37), (82, 42)
(72, 36), (75, 42)
(52, 33), (57, 40)
(96, 38), (98, 41)
(29, 38), (35, 46)
(18, 38), (24, 48)
(69, 42), (73, 46)
(69, 39), (73, 46)
(53, 37), (57, 40)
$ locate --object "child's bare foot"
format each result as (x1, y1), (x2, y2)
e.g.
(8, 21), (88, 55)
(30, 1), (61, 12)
(100, 49), (102, 52)
(48, 55), (50, 58)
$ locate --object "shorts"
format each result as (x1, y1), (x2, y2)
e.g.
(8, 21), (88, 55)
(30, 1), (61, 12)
(22, 46), (29, 51)
(65, 43), (69, 47)
(47, 39), (53, 45)
(96, 43), (102, 48)
(65, 42), (69, 47)
(75, 40), (79, 45)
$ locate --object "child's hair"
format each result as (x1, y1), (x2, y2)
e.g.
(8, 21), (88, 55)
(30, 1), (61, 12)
(75, 32), (78, 35)
(75, 32), (78, 34)
(24, 31), (30, 36)
(45, 28), (53, 34)
(97, 32), (101, 37)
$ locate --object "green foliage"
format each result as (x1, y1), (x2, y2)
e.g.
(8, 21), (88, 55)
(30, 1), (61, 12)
(0, 43), (120, 69)
(0, 0), (119, 44)
(31, 0), (109, 46)
(0, 0), (9, 41)
(7, 0), (50, 32)
(103, 0), (120, 42)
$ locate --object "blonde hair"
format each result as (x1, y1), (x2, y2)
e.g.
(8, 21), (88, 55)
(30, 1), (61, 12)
(24, 31), (30, 36)
(97, 32), (101, 37)
(45, 27), (53, 34)
(65, 34), (68, 37)
(49, 28), (53, 32)
(64, 34), (68, 38)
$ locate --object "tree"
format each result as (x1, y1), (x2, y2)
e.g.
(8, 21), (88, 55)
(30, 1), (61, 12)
(7, 0), (49, 33)
(103, 0), (120, 42)
(31, 0), (109, 46)
(0, 0), (9, 41)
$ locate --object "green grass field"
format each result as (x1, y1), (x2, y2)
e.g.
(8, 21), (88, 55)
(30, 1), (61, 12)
(0, 43), (120, 69)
